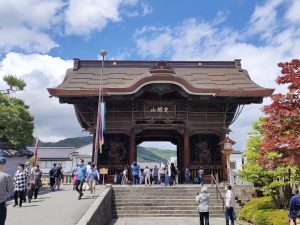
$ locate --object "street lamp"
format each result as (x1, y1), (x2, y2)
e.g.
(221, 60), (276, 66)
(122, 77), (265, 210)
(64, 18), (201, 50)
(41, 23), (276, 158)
(94, 50), (108, 165)
(219, 136), (236, 184)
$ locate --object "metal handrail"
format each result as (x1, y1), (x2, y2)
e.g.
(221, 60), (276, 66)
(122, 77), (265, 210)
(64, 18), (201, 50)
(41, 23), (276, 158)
(211, 173), (225, 212)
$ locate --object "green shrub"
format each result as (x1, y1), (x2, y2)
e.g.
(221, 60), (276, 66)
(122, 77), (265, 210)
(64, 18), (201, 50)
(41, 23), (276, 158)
(238, 196), (272, 221)
(238, 197), (289, 225)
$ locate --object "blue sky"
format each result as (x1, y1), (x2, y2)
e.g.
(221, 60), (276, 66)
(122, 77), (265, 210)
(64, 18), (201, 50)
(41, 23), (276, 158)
(0, 0), (299, 151)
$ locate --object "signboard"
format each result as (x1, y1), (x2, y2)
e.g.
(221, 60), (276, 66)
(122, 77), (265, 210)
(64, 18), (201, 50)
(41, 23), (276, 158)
(100, 168), (109, 175)
(144, 102), (176, 120)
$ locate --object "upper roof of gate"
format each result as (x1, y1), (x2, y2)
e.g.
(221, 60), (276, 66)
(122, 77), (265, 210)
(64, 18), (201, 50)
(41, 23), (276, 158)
(47, 59), (274, 97)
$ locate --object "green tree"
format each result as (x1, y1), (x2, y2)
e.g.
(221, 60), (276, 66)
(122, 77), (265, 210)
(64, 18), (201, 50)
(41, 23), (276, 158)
(0, 75), (34, 149)
(240, 118), (298, 209)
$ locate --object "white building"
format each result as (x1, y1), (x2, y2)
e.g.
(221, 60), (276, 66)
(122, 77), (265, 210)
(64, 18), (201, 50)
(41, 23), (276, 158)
(27, 147), (75, 173)
(230, 150), (243, 173)
(71, 144), (93, 169)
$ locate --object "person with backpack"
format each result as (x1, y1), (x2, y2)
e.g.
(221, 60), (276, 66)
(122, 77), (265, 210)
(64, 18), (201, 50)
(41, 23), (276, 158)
(86, 164), (99, 198)
(196, 186), (210, 225)
(170, 163), (177, 187)
(54, 163), (63, 190)
(49, 163), (57, 191)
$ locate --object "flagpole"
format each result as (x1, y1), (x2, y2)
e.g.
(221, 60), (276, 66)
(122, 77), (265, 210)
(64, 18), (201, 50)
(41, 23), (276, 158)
(94, 50), (107, 165)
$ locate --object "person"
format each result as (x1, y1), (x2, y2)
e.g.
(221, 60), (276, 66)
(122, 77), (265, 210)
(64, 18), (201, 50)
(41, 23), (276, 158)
(196, 186), (210, 225)
(289, 184), (300, 225)
(83, 162), (92, 190)
(23, 161), (33, 203)
(0, 158), (14, 225)
(131, 162), (140, 186)
(143, 166), (151, 187)
(54, 163), (63, 190)
(184, 168), (190, 184)
(49, 163), (57, 191)
(75, 159), (87, 200)
(198, 168), (205, 186)
(160, 165), (166, 186)
(28, 165), (43, 202)
(165, 165), (170, 187)
(72, 166), (78, 191)
(13, 164), (27, 207)
(170, 163), (177, 187)
(225, 185), (235, 225)
(152, 165), (159, 184)
(86, 164), (99, 198)
(121, 167), (128, 185)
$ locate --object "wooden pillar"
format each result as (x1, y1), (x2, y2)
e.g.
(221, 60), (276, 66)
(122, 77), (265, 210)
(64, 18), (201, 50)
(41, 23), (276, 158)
(183, 129), (190, 169)
(92, 132), (96, 165)
(220, 134), (228, 182)
(129, 129), (136, 164)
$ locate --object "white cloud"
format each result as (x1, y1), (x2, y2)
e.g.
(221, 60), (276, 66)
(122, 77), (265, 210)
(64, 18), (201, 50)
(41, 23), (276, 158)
(133, 2), (300, 150)
(64, 0), (152, 36)
(0, 52), (87, 142)
(247, 0), (285, 40)
(0, 0), (63, 53)
(0, 27), (58, 53)
(284, 0), (300, 24)
(0, 0), (152, 52)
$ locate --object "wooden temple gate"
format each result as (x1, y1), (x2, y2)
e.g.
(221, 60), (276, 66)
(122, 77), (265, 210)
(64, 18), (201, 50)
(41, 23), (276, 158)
(48, 59), (273, 183)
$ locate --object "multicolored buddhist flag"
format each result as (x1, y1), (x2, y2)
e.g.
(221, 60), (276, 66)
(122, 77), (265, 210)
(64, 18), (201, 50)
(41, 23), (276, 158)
(33, 137), (39, 166)
(96, 101), (106, 153)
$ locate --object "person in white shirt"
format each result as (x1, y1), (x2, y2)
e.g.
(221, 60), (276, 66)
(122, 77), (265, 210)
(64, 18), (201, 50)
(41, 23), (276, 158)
(225, 185), (235, 225)
(143, 166), (151, 187)
(121, 167), (128, 185)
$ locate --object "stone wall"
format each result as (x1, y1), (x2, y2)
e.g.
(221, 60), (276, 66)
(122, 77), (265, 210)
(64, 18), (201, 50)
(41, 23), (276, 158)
(77, 185), (112, 225)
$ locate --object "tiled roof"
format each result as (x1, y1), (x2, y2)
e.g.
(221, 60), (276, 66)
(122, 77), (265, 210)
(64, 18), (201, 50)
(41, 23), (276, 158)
(0, 142), (34, 157)
(48, 59), (274, 97)
(27, 147), (75, 159)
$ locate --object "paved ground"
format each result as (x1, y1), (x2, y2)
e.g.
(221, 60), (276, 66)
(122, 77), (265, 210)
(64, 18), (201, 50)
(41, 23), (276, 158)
(6, 184), (105, 225)
(109, 217), (226, 225)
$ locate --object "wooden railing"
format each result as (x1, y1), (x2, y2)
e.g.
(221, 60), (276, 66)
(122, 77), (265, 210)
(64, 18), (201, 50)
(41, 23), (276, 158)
(211, 173), (225, 212)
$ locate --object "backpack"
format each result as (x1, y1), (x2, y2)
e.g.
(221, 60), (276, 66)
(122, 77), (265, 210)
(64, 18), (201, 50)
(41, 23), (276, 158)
(53, 168), (59, 177)
(171, 167), (177, 176)
(49, 168), (54, 176)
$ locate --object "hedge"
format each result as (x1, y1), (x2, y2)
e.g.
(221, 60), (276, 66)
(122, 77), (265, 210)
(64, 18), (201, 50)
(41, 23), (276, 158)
(238, 196), (289, 225)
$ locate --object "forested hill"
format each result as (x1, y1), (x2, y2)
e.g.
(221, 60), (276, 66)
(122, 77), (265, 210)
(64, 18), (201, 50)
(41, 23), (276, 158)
(37, 136), (176, 163)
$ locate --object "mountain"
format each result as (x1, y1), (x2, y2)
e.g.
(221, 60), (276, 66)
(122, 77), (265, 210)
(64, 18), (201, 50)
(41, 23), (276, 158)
(137, 146), (176, 163)
(39, 136), (93, 148)
(37, 136), (176, 163)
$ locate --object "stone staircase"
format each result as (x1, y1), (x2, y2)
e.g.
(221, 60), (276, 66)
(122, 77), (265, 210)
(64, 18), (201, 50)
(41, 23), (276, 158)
(111, 185), (253, 218)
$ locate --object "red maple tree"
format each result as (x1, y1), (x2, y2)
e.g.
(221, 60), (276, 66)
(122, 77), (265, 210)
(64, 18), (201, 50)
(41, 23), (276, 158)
(260, 59), (300, 168)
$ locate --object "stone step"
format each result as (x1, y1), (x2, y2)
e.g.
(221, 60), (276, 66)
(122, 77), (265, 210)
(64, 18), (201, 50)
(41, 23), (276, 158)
(113, 202), (225, 206)
(113, 206), (225, 210)
(112, 213), (224, 218)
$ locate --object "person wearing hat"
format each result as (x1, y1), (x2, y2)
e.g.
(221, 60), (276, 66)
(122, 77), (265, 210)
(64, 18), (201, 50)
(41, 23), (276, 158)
(196, 186), (210, 225)
(289, 183), (300, 225)
(0, 158), (14, 225)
